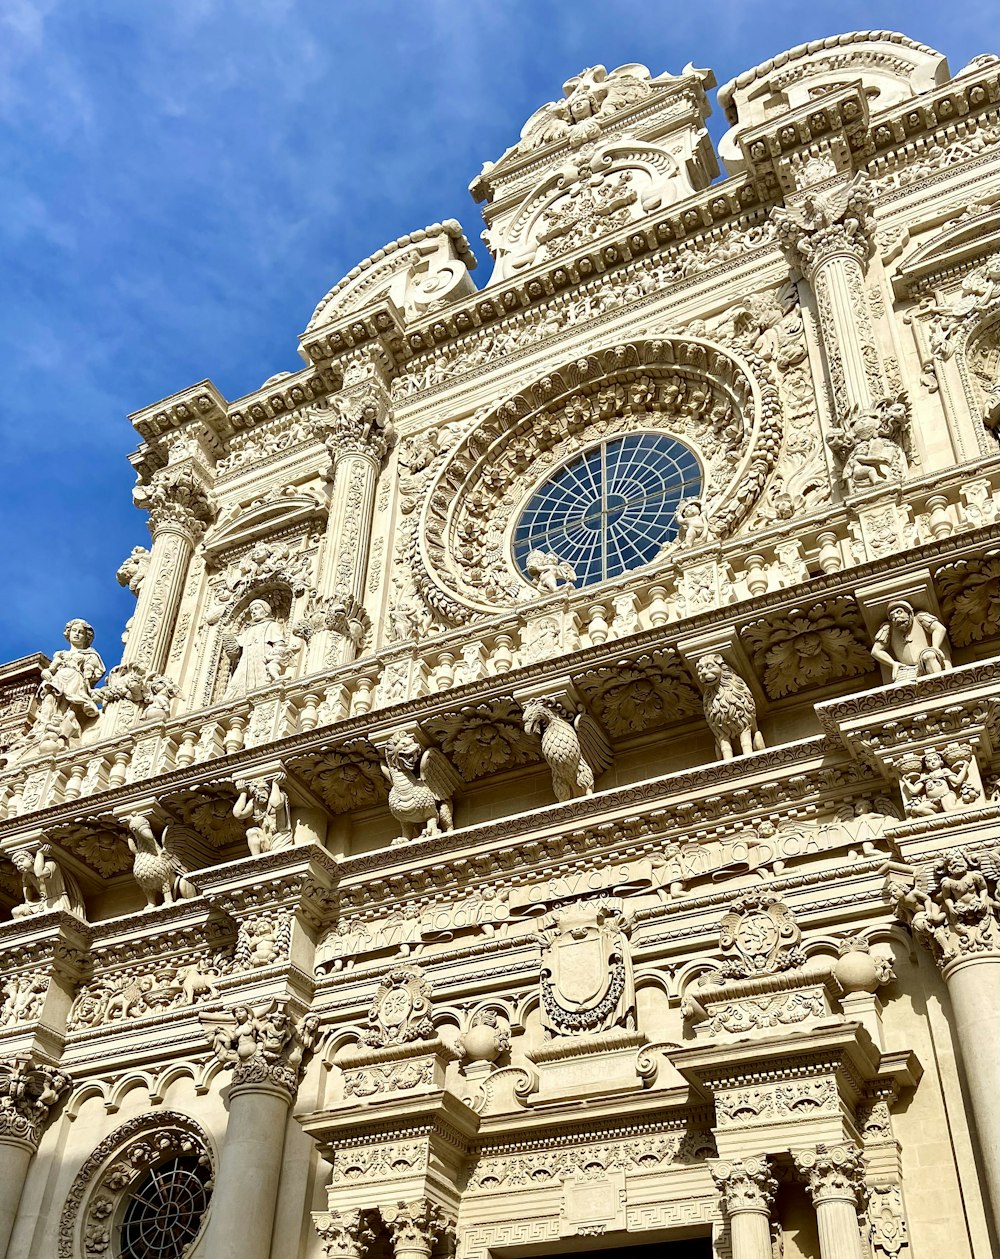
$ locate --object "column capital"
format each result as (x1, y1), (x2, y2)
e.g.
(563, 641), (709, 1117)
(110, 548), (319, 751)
(0, 1058), (72, 1151)
(794, 1142), (867, 1206)
(311, 378), (395, 470)
(381, 1199), (453, 1257)
(203, 1002), (319, 1102)
(312, 1209), (374, 1258)
(771, 173), (876, 280)
(890, 847), (1000, 971)
(710, 1155), (777, 1214)
(135, 465), (216, 540)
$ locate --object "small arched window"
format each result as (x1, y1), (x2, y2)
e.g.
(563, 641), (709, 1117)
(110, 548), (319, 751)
(513, 432), (701, 587)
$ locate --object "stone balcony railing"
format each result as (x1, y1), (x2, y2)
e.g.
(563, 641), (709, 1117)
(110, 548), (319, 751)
(0, 459), (997, 825)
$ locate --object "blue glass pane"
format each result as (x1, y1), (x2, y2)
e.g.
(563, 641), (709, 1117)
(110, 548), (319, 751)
(513, 432), (701, 588)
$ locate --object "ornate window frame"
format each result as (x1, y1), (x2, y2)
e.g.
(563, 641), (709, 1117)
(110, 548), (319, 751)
(58, 1111), (215, 1259)
(412, 335), (781, 623)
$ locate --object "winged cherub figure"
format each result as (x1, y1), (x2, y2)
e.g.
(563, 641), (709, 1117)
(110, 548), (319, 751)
(381, 732), (463, 845)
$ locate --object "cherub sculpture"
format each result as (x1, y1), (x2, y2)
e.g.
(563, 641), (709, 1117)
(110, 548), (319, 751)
(674, 496), (714, 547)
(521, 697), (612, 801)
(897, 743), (979, 817)
(381, 732), (462, 844)
(233, 772), (293, 855)
(694, 653), (765, 761)
(122, 814), (198, 909)
(871, 600), (952, 683)
(10, 844), (86, 919)
(525, 549), (577, 595)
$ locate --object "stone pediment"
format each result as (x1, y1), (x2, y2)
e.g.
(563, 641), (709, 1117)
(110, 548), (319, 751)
(202, 489), (327, 559)
(892, 207), (1000, 297)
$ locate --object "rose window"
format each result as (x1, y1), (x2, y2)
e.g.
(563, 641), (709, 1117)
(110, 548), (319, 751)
(118, 1155), (212, 1258)
(513, 432), (701, 587)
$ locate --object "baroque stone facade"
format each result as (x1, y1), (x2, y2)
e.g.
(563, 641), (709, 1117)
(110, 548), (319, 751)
(0, 28), (998, 1259)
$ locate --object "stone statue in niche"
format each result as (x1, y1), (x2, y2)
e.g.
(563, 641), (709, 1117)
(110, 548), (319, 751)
(694, 653), (765, 761)
(521, 697), (613, 801)
(870, 600), (952, 683)
(525, 549), (577, 595)
(10, 844), (86, 919)
(674, 496), (715, 547)
(381, 732), (462, 844)
(825, 397), (909, 495)
(223, 599), (296, 698)
(536, 900), (635, 1038)
(360, 967), (435, 1048)
(233, 773), (293, 854)
(897, 743), (980, 817)
(31, 619), (105, 753)
(121, 814), (198, 909)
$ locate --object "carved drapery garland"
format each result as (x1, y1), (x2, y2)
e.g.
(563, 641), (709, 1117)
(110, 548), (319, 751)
(57, 1111), (214, 1259)
(410, 336), (781, 624)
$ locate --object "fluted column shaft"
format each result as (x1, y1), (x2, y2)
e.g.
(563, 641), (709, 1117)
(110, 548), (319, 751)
(200, 1079), (291, 1259)
(122, 521), (197, 674)
(0, 1138), (33, 1259)
(942, 952), (1000, 1233)
(795, 1144), (866, 1259)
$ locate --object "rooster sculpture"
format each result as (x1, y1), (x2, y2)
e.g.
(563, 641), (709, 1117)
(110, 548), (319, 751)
(381, 732), (463, 845)
(521, 697), (612, 802)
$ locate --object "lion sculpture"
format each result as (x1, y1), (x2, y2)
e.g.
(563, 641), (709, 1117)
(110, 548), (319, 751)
(694, 653), (765, 762)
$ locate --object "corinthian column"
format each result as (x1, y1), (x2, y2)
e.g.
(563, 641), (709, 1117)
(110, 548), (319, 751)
(382, 1200), (451, 1259)
(0, 1059), (71, 1259)
(893, 848), (1000, 1233)
(126, 466), (215, 676)
(794, 1143), (867, 1259)
(307, 354), (393, 673)
(312, 1210), (373, 1258)
(201, 1005), (318, 1259)
(773, 174), (883, 416)
(711, 1156), (777, 1259)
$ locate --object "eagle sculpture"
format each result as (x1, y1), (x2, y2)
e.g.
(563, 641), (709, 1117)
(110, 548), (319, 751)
(522, 697), (613, 802)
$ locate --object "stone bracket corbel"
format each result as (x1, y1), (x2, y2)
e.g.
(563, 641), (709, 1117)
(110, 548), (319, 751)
(511, 675), (613, 775)
(676, 627), (766, 707)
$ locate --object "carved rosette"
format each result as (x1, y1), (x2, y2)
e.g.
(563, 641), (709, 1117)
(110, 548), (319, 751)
(795, 1142), (867, 1207)
(382, 1199), (453, 1259)
(0, 1059), (72, 1150)
(711, 1155), (778, 1214)
(771, 174), (877, 281)
(312, 1209), (374, 1259)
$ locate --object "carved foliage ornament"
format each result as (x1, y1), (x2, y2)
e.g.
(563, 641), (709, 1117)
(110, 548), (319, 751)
(893, 847), (1000, 967)
(206, 1000), (319, 1097)
(0, 1058), (71, 1148)
(411, 337), (781, 623)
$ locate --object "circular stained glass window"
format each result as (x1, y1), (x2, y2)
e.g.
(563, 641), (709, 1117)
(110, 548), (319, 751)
(513, 432), (701, 587)
(118, 1155), (212, 1258)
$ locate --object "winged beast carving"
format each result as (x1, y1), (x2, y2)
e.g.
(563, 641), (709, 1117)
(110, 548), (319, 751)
(380, 732), (463, 844)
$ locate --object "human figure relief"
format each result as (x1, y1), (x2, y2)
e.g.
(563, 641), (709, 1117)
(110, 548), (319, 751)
(525, 549), (577, 595)
(233, 773), (293, 855)
(674, 496), (714, 547)
(223, 599), (295, 698)
(11, 844), (86, 919)
(381, 732), (462, 844)
(897, 743), (980, 817)
(871, 600), (952, 683)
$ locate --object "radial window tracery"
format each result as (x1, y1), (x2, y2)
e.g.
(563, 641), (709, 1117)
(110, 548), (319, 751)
(513, 433), (701, 586)
(118, 1155), (212, 1258)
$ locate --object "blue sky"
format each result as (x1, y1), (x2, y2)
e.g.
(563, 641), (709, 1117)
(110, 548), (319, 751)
(0, 0), (994, 666)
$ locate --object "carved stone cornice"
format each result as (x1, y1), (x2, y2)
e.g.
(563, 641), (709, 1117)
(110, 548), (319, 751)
(794, 1141), (867, 1206)
(711, 1154), (777, 1213)
(0, 1057), (72, 1150)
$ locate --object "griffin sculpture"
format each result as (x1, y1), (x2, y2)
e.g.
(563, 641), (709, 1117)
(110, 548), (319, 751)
(122, 814), (199, 909)
(381, 732), (463, 845)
